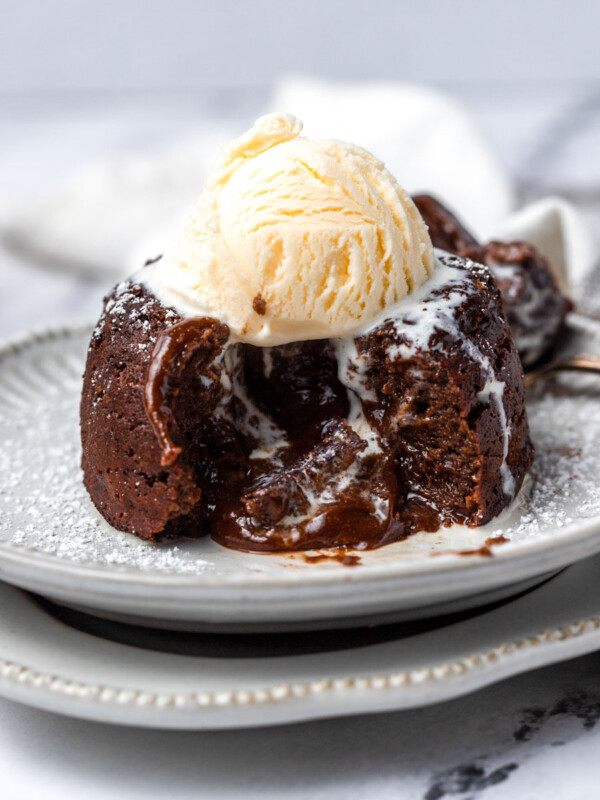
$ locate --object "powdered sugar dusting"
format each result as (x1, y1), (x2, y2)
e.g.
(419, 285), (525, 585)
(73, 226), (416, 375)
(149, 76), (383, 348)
(501, 377), (600, 537)
(93, 278), (178, 346)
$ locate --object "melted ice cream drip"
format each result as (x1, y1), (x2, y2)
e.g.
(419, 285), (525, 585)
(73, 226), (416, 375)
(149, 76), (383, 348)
(215, 345), (289, 463)
(476, 371), (515, 496)
(333, 336), (381, 456)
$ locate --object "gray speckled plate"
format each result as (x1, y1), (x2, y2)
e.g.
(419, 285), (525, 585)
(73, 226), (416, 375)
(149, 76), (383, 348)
(1, 322), (600, 632)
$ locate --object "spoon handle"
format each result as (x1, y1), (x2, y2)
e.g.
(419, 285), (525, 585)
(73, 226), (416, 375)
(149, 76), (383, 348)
(525, 354), (600, 387)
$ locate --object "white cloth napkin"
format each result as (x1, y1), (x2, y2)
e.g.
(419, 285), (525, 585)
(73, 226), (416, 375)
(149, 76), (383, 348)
(492, 196), (598, 293)
(1, 78), (597, 292)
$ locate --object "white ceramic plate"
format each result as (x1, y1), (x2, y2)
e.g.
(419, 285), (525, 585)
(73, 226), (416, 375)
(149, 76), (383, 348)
(1, 323), (600, 631)
(1, 553), (600, 728)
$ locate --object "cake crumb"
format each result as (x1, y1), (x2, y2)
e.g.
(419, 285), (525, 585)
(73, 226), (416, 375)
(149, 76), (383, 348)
(252, 294), (267, 315)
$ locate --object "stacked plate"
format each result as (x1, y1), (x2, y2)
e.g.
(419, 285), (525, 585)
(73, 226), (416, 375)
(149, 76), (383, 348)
(0, 319), (600, 728)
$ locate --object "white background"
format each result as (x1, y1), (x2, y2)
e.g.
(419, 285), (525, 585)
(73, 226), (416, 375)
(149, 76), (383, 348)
(2, 0), (600, 90)
(1, 2), (600, 798)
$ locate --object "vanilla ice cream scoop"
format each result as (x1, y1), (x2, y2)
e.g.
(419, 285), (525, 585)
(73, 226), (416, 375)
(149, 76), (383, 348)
(149, 113), (435, 345)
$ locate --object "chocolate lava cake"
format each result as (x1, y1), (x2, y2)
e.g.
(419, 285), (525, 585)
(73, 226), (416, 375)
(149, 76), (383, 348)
(413, 194), (572, 366)
(81, 252), (534, 551)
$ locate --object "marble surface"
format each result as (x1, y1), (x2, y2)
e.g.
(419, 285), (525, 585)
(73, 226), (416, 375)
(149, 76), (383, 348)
(2, 651), (600, 799)
(0, 85), (599, 798)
